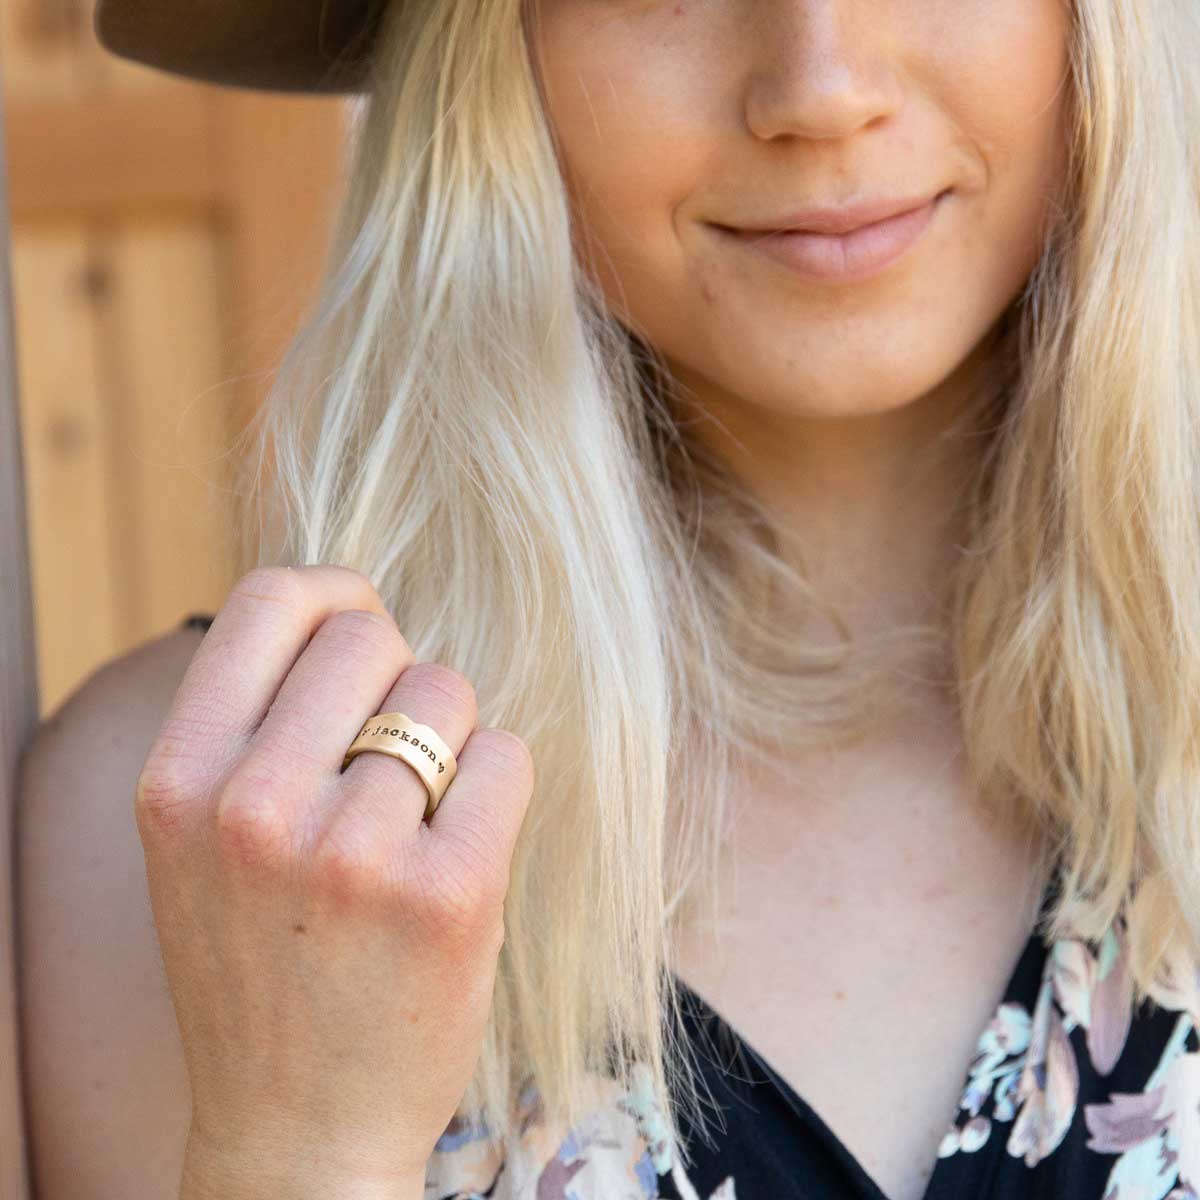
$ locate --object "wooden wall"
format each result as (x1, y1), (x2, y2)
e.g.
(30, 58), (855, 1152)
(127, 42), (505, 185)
(1, 6), (353, 1197)
(3, 0), (351, 717)
(0, 58), (42, 1200)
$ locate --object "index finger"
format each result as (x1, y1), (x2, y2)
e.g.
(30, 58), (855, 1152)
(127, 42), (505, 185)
(150, 564), (396, 797)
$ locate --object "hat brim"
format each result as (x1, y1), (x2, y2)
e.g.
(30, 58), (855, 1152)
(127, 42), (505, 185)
(93, 0), (388, 94)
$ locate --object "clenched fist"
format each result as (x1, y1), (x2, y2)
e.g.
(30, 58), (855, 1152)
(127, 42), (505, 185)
(133, 565), (534, 1195)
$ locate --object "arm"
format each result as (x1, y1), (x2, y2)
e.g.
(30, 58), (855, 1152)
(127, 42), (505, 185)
(15, 628), (201, 1199)
(16, 623), (432, 1200)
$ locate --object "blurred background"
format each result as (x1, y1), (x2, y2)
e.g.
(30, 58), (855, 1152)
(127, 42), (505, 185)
(3, 0), (354, 716)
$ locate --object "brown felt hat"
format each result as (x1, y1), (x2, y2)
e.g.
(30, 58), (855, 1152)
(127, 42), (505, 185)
(92, 0), (390, 94)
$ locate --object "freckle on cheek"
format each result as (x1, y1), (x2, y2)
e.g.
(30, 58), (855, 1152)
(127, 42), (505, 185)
(674, 2), (685, 13)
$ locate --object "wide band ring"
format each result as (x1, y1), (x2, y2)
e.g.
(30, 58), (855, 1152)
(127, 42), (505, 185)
(341, 711), (458, 821)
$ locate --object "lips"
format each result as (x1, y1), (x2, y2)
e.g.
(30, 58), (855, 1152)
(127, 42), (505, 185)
(712, 189), (950, 283)
(718, 188), (952, 238)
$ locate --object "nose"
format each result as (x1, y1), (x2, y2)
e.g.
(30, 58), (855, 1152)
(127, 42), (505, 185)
(742, 0), (904, 143)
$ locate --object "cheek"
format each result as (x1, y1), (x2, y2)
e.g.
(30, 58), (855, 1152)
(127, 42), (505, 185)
(937, 0), (1071, 203)
(535, 12), (707, 314)
(950, 7), (1072, 282)
(533, 0), (1072, 359)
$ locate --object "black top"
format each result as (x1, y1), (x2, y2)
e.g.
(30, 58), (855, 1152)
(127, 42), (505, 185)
(179, 610), (1200, 1200)
(656, 865), (1199, 1200)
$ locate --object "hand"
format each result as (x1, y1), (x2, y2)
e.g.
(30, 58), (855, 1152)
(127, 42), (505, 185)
(134, 565), (534, 1187)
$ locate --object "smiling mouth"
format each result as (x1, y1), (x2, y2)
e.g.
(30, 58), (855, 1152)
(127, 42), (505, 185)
(708, 189), (952, 284)
(714, 188), (954, 239)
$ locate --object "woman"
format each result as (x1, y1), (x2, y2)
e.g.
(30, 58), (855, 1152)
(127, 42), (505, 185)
(88, 1), (1200, 1198)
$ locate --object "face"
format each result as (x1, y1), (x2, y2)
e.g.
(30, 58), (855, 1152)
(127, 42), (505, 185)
(528, 0), (1072, 429)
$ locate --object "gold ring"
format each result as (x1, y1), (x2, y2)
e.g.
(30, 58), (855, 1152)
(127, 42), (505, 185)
(341, 712), (458, 821)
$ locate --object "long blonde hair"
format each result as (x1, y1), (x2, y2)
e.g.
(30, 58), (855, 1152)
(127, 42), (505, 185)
(226, 0), (1200, 1164)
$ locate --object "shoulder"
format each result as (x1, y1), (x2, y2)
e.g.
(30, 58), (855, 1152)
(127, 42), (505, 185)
(18, 615), (212, 874)
(21, 615), (209, 785)
(17, 614), (697, 1199)
(15, 616), (208, 1198)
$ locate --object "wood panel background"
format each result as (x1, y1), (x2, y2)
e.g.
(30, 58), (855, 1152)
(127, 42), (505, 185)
(1, 1), (354, 1195)
(0, 56), (42, 1200)
(4, 0), (352, 717)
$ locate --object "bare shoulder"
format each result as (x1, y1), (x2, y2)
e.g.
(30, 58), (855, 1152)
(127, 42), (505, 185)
(16, 621), (209, 1200)
(25, 618), (209, 768)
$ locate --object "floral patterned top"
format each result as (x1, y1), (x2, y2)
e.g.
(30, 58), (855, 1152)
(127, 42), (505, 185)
(180, 611), (1200, 1200)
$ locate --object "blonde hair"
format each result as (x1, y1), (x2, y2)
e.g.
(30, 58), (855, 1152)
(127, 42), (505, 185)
(227, 0), (1200, 1166)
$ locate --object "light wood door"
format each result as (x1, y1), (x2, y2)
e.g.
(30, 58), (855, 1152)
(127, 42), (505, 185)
(4, 0), (351, 717)
(1, 4), (355, 1197)
(0, 61), (41, 1200)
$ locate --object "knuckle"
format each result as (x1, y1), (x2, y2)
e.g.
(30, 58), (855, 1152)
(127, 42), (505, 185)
(402, 662), (478, 716)
(214, 802), (294, 876)
(448, 794), (510, 879)
(212, 761), (298, 874)
(437, 812), (509, 903)
(142, 709), (228, 777)
(470, 728), (535, 793)
(255, 720), (335, 781)
(308, 823), (399, 904)
(319, 608), (405, 657)
(413, 852), (497, 940)
(133, 754), (201, 836)
(324, 564), (380, 593)
(229, 566), (306, 615)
